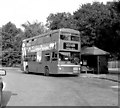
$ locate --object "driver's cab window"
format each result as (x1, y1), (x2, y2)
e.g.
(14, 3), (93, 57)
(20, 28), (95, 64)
(59, 52), (70, 61)
(52, 52), (57, 61)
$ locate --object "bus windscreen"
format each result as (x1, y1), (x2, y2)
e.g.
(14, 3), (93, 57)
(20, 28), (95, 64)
(59, 52), (80, 64)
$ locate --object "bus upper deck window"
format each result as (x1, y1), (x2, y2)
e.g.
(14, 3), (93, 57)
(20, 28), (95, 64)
(32, 55), (36, 61)
(60, 35), (70, 40)
(60, 35), (65, 40)
(71, 36), (79, 41)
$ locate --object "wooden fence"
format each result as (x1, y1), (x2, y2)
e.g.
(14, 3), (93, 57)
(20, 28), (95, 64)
(108, 61), (120, 73)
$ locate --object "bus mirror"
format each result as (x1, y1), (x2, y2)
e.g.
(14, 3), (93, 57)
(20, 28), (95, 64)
(32, 59), (36, 61)
(52, 58), (57, 61)
(0, 69), (6, 76)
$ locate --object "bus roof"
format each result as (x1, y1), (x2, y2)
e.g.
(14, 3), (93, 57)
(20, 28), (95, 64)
(22, 28), (80, 42)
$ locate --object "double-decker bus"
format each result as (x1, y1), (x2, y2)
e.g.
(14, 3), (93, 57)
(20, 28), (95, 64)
(21, 28), (81, 76)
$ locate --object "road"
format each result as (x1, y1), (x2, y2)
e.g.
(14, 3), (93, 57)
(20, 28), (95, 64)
(1, 68), (119, 106)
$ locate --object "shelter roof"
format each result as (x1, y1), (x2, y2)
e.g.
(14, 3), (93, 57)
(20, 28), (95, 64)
(81, 46), (109, 55)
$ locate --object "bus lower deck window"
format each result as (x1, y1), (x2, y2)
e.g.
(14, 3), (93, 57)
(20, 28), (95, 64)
(52, 52), (57, 61)
(45, 53), (50, 61)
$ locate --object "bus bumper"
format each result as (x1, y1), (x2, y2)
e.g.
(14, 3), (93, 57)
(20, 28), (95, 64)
(57, 65), (80, 75)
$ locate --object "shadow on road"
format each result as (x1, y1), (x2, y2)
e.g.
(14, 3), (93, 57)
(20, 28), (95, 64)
(52, 74), (79, 77)
(2, 91), (17, 108)
(22, 71), (79, 77)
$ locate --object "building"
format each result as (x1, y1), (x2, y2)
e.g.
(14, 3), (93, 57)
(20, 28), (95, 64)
(81, 46), (109, 74)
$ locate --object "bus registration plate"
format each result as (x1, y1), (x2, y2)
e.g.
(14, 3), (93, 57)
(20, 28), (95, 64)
(73, 67), (78, 73)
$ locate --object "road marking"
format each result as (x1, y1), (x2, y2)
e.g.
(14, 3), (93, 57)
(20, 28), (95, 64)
(111, 85), (120, 89)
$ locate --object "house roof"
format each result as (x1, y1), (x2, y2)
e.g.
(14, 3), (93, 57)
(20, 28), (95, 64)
(81, 46), (109, 55)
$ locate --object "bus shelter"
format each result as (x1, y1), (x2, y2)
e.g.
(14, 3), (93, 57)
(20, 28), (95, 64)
(81, 46), (109, 74)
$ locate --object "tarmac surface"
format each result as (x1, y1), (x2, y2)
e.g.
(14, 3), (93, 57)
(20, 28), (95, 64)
(1, 66), (119, 83)
(0, 67), (119, 106)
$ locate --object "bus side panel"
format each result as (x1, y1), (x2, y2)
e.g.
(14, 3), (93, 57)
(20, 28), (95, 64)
(49, 60), (58, 74)
(37, 51), (48, 74)
(36, 62), (44, 73)
(36, 51), (44, 74)
(38, 50), (58, 74)
(28, 61), (44, 73)
(51, 32), (59, 42)
(28, 62), (38, 73)
(49, 32), (59, 74)
(20, 61), (24, 71)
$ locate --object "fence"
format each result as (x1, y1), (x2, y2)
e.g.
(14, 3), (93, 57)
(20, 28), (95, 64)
(108, 60), (120, 73)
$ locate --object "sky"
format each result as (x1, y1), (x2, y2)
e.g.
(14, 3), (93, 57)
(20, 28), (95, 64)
(0, 0), (115, 29)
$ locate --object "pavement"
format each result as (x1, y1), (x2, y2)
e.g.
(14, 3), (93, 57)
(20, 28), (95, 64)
(80, 73), (120, 83)
(100, 74), (120, 83)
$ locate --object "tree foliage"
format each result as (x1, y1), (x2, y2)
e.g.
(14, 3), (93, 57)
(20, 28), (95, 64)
(73, 2), (112, 46)
(1, 22), (22, 66)
(1, 1), (120, 67)
(0, 21), (48, 66)
(73, 1), (120, 59)
(46, 12), (76, 30)
(22, 21), (47, 39)
(46, 1), (120, 59)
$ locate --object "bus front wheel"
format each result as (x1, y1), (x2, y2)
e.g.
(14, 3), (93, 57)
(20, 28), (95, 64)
(25, 66), (29, 74)
(44, 66), (49, 76)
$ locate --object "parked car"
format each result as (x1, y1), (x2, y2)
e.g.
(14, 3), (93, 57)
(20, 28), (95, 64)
(0, 69), (6, 107)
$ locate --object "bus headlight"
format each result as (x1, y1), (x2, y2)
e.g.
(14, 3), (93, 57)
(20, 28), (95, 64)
(2, 81), (6, 90)
(59, 67), (62, 70)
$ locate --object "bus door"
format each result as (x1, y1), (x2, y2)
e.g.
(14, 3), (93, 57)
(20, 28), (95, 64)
(42, 50), (58, 75)
(50, 51), (58, 74)
(42, 50), (51, 75)
(25, 52), (37, 73)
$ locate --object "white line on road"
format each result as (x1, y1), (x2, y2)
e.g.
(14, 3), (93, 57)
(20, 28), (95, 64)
(111, 85), (120, 89)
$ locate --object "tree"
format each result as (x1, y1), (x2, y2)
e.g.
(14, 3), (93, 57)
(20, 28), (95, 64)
(94, 1), (120, 59)
(106, 1), (120, 59)
(46, 12), (76, 30)
(73, 1), (120, 59)
(22, 21), (47, 39)
(0, 28), (2, 64)
(73, 2), (112, 46)
(1, 22), (22, 66)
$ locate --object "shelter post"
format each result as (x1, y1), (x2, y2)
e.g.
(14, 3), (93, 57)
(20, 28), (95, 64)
(97, 56), (99, 74)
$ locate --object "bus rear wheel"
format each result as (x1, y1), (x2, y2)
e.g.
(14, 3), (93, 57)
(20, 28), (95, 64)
(44, 66), (49, 76)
